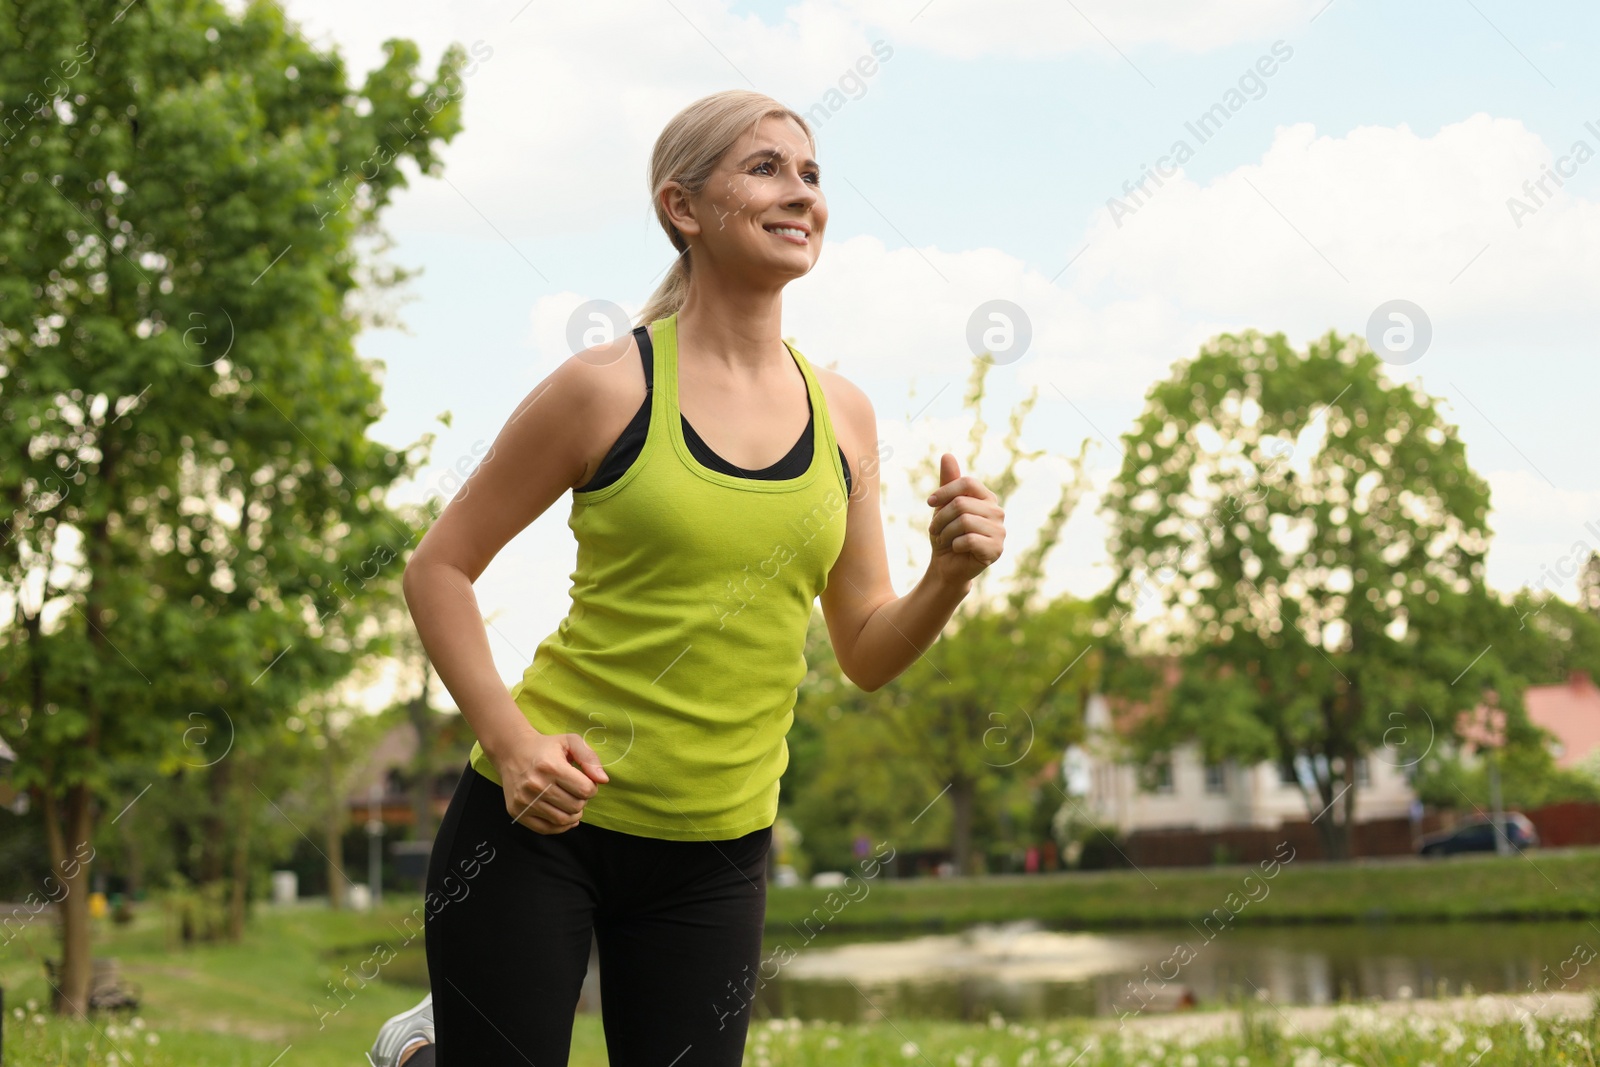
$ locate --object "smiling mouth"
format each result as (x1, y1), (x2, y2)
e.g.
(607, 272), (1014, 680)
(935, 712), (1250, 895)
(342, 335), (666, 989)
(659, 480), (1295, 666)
(763, 223), (810, 243)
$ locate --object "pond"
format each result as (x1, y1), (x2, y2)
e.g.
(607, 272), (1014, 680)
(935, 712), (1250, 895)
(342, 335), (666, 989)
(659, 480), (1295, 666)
(748, 919), (1600, 1023)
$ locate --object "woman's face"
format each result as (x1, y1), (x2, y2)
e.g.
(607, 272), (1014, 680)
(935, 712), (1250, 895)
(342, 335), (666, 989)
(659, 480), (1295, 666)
(676, 114), (826, 281)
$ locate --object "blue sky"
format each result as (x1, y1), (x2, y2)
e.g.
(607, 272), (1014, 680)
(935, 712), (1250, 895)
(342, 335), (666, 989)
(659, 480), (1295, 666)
(266, 0), (1600, 701)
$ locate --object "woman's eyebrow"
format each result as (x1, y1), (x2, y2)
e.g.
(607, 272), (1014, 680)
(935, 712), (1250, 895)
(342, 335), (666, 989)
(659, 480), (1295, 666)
(734, 146), (821, 170)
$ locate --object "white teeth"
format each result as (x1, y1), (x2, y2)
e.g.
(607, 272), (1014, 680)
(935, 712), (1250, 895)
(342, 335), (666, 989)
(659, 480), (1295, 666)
(767, 226), (807, 238)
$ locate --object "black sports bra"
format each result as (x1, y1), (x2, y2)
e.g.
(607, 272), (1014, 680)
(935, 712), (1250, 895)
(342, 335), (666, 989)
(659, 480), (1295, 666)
(575, 325), (853, 495)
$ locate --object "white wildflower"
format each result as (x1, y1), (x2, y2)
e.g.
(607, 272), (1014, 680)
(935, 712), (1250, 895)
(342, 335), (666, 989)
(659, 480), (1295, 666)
(1291, 1046), (1321, 1067)
(902, 1040), (920, 1058)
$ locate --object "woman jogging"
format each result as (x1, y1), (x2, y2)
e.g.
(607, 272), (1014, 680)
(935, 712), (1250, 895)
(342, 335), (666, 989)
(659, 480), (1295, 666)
(393, 89), (1006, 1066)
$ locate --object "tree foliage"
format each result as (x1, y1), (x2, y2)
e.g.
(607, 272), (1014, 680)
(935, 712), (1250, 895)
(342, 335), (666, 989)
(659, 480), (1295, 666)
(787, 359), (1104, 874)
(0, 0), (464, 1011)
(1098, 328), (1526, 858)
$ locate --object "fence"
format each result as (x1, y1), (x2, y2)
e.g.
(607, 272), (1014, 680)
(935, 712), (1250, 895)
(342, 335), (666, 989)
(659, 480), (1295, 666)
(1103, 801), (1600, 867)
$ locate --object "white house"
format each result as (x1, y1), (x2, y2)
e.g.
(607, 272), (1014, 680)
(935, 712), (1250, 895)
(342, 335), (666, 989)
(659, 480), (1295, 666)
(1065, 690), (1420, 835)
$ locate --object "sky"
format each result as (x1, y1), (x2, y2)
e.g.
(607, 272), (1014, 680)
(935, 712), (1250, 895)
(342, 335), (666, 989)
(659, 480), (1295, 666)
(255, 0), (1600, 706)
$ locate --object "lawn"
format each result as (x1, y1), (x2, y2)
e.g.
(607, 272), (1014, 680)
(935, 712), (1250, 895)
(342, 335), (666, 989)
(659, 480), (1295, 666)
(2, 862), (1598, 1066)
(0, 899), (607, 1067)
(766, 846), (1600, 932)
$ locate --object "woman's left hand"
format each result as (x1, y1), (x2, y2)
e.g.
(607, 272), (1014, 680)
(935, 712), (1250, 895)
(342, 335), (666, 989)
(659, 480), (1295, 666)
(926, 453), (1005, 587)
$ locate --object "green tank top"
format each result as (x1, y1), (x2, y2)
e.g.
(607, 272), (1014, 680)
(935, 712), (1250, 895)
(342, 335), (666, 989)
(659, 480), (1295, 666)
(467, 311), (850, 840)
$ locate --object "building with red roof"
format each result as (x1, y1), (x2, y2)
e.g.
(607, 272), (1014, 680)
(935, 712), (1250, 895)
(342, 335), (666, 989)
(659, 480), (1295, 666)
(1530, 670), (1600, 768)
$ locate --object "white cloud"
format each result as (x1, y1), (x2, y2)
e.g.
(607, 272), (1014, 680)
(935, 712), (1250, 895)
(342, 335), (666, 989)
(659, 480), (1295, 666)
(270, 0), (1322, 242)
(262, 0), (1599, 698)
(270, 0), (886, 236)
(776, 112), (1600, 602)
(1479, 469), (1600, 600)
(830, 0), (1323, 58)
(1078, 113), (1600, 340)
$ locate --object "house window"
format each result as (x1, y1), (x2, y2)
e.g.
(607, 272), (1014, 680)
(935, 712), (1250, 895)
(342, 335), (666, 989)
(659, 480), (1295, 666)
(1278, 759), (1299, 786)
(1139, 755), (1175, 795)
(1203, 761), (1227, 794)
(1354, 756), (1370, 786)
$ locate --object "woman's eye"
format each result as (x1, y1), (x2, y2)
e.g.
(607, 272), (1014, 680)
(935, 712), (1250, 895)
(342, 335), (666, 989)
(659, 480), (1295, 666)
(750, 161), (820, 185)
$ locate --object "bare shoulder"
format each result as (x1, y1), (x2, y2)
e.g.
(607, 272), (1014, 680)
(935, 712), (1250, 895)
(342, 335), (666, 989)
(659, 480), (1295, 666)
(405, 328), (649, 581)
(812, 364), (876, 463)
(538, 329), (650, 489)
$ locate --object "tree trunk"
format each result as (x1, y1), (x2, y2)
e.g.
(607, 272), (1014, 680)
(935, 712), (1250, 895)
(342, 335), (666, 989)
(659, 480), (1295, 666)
(950, 779), (977, 875)
(226, 778), (253, 941)
(324, 747), (346, 909)
(200, 760), (231, 885)
(43, 783), (95, 1016)
(117, 805), (144, 899)
(1309, 769), (1354, 861)
(407, 667), (435, 840)
(1319, 813), (1351, 860)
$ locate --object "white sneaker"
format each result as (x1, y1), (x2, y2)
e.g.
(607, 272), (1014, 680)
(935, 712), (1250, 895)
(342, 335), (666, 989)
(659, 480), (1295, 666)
(368, 993), (435, 1067)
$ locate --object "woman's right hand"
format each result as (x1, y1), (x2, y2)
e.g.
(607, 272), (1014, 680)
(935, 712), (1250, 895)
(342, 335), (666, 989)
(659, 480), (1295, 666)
(490, 726), (610, 835)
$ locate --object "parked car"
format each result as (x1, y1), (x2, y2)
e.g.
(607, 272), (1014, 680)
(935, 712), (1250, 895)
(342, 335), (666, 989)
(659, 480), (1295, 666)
(1416, 813), (1539, 856)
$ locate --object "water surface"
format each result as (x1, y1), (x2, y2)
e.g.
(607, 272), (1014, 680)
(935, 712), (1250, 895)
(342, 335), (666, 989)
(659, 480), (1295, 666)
(751, 919), (1600, 1023)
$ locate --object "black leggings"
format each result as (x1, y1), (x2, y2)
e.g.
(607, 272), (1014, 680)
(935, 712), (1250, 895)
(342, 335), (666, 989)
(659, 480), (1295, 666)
(423, 763), (772, 1066)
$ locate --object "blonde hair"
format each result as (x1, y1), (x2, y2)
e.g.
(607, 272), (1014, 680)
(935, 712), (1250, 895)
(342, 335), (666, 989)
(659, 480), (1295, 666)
(635, 90), (816, 327)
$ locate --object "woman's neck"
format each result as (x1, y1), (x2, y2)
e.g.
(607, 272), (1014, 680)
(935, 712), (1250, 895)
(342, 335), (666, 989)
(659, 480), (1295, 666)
(673, 285), (787, 377)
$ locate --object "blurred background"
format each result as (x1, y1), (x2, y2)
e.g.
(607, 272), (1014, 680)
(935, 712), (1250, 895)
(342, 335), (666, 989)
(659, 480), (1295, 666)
(3, 1), (1600, 1064)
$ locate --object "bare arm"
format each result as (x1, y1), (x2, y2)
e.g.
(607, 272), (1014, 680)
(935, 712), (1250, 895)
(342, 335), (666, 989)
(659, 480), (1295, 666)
(817, 375), (1006, 692)
(402, 337), (640, 832)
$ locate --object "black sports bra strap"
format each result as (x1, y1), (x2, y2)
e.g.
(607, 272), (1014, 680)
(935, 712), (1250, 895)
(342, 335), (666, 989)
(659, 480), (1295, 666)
(634, 324), (654, 390)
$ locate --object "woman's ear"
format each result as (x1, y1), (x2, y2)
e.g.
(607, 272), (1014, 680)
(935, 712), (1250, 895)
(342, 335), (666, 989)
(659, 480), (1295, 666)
(661, 181), (701, 241)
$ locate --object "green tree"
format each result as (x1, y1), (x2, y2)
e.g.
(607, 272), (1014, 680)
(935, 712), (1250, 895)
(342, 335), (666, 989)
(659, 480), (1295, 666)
(1098, 329), (1524, 859)
(789, 359), (1102, 875)
(1579, 551), (1600, 617)
(0, 0), (464, 1011)
(1412, 587), (1600, 811)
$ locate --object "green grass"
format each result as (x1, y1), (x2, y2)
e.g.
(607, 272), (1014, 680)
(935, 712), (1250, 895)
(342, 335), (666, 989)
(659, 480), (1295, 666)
(0, 901), (607, 1067)
(4, 853), (1600, 1066)
(6, 985), (1599, 1067)
(767, 846), (1600, 932)
(733, 1005), (1600, 1067)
